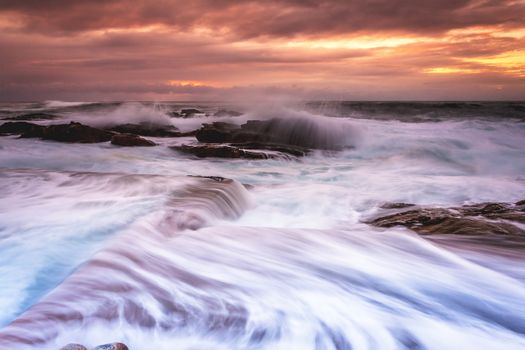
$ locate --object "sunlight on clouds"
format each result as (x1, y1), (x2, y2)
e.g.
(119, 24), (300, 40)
(464, 50), (525, 77)
(167, 80), (212, 87)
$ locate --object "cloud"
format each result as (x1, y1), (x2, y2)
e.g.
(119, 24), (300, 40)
(0, 0), (524, 100)
(1, 0), (524, 37)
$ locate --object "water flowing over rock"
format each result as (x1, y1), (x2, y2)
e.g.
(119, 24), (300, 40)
(59, 344), (88, 350)
(91, 343), (129, 350)
(106, 122), (180, 137)
(111, 133), (156, 147)
(180, 108), (203, 118)
(366, 200), (525, 236)
(195, 117), (350, 150)
(172, 144), (285, 159)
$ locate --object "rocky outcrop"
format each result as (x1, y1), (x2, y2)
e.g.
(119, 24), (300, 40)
(0, 121), (45, 136)
(111, 133), (156, 147)
(366, 200), (525, 236)
(23, 122), (114, 143)
(195, 122), (240, 143)
(194, 118), (345, 150)
(106, 122), (180, 137)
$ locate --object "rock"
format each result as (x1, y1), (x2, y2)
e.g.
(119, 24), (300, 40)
(168, 111), (181, 118)
(180, 108), (203, 117)
(213, 109), (242, 117)
(59, 344), (88, 350)
(91, 343), (129, 350)
(111, 133), (156, 147)
(366, 201), (525, 236)
(106, 122), (180, 137)
(515, 199), (525, 206)
(195, 122), (240, 143)
(379, 202), (416, 209)
(3, 112), (60, 121)
(0, 121), (44, 136)
(194, 118), (345, 150)
(230, 142), (309, 157)
(172, 144), (278, 159)
(22, 122), (114, 143)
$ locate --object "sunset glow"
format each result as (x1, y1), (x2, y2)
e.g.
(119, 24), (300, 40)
(0, 0), (524, 100)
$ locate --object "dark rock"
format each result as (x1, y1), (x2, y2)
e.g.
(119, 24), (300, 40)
(24, 122), (114, 143)
(230, 142), (309, 157)
(214, 109), (242, 117)
(111, 133), (156, 147)
(59, 344), (88, 350)
(107, 122), (180, 137)
(0, 121), (44, 136)
(515, 199), (525, 206)
(379, 202), (416, 209)
(194, 118), (345, 150)
(3, 112), (60, 121)
(168, 111), (181, 118)
(366, 201), (525, 236)
(195, 122), (239, 143)
(91, 343), (129, 350)
(172, 144), (277, 159)
(180, 108), (203, 117)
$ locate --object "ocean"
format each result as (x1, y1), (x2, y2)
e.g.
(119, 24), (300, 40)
(0, 101), (524, 349)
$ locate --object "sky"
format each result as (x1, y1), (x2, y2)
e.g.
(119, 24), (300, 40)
(0, 0), (524, 101)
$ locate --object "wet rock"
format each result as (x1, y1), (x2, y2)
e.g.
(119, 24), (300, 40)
(168, 111), (181, 118)
(172, 144), (278, 159)
(213, 109), (242, 117)
(59, 344), (88, 350)
(195, 122), (239, 143)
(230, 142), (309, 157)
(366, 201), (525, 236)
(3, 112), (60, 121)
(111, 133), (156, 147)
(379, 202), (416, 209)
(106, 122), (180, 137)
(180, 108), (203, 117)
(91, 343), (129, 350)
(516, 199), (525, 206)
(0, 121), (44, 136)
(194, 118), (345, 150)
(22, 122), (114, 143)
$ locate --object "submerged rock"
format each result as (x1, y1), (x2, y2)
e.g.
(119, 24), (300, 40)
(91, 343), (129, 350)
(366, 200), (525, 236)
(106, 122), (180, 137)
(23, 122), (114, 143)
(180, 108), (203, 117)
(59, 344), (88, 350)
(172, 144), (280, 159)
(111, 133), (156, 147)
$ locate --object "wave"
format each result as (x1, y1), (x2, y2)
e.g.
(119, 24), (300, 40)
(1, 223), (525, 350)
(44, 101), (94, 109)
